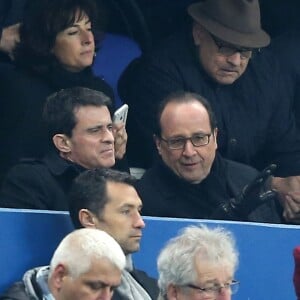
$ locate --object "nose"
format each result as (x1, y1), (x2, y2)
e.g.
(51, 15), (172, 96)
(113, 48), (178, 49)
(226, 52), (242, 66)
(99, 287), (112, 300)
(217, 287), (231, 300)
(102, 128), (114, 143)
(134, 212), (145, 229)
(97, 286), (113, 300)
(81, 29), (93, 45)
(182, 140), (197, 157)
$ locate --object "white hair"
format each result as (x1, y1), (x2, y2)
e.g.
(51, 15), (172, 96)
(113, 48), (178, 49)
(157, 225), (239, 298)
(49, 228), (126, 278)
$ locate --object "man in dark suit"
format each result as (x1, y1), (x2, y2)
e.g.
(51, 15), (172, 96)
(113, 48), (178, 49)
(136, 91), (282, 223)
(68, 168), (159, 300)
(0, 87), (127, 210)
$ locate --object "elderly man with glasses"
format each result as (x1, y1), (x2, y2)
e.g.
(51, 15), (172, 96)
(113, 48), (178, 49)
(157, 225), (239, 300)
(135, 91), (282, 222)
(119, 0), (300, 224)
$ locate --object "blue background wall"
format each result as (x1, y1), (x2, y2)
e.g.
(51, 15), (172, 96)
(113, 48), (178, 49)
(0, 209), (299, 299)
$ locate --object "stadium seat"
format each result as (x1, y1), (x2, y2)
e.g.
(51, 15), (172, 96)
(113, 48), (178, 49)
(0, 208), (74, 293)
(92, 33), (141, 108)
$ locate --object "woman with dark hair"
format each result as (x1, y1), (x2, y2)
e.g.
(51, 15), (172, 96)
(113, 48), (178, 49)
(0, 0), (127, 179)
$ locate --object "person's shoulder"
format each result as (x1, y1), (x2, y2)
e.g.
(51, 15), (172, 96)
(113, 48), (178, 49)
(135, 165), (162, 191)
(135, 163), (175, 202)
(131, 268), (159, 299)
(224, 158), (259, 189)
(249, 47), (279, 73)
(0, 281), (29, 300)
(2, 157), (55, 188)
(6, 158), (47, 175)
(137, 165), (158, 181)
(270, 30), (300, 52)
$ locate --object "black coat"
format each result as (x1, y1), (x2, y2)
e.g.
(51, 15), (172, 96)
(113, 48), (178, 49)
(136, 155), (283, 223)
(269, 30), (300, 130)
(0, 149), (129, 210)
(0, 150), (84, 210)
(119, 27), (300, 176)
(0, 63), (114, 181)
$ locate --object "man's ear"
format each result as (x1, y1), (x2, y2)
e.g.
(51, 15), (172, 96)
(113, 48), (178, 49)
(154, 134), (162, 156)
(52, 134), (71, 153)
(167, 284), (180, 300)
(192, 23), (205, 46)
(79, 209), (97, 228)
(51, 264), (68, 290)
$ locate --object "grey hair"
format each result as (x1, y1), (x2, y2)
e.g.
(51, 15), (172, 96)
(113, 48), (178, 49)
(157, 225), (239, 298)
(49, 228), (126, 278)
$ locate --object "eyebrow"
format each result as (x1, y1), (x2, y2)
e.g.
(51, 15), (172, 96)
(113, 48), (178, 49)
(85, 280), (119, 289)
(86, 123), (112, 132)
(201, 277), (233, 285)
(70, 19), (91, 28)
(119, 203), (143, 210)
(87, 124), (103, 130)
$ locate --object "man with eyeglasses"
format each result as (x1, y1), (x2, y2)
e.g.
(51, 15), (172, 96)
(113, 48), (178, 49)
(119, 0), (300, 224)
(157, 225), (239, 300)
(135, 91), (282, 222)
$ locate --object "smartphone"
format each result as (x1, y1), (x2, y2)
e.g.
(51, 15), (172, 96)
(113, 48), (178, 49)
(113, 104), (128, 125)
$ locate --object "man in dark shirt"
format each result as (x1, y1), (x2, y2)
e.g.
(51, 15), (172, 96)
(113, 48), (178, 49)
(136, 91), (282, 223)
(119, 0), (300, 223)
(0, 87), (127, 210)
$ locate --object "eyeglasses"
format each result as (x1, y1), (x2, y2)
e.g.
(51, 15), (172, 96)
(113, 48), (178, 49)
(185, 280), (240, 298)
(210, 34), (253, 59)
(160, 133), (211, 150)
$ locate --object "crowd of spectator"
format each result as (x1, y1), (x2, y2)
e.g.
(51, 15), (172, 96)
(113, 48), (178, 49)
(1, 0), (300, 299)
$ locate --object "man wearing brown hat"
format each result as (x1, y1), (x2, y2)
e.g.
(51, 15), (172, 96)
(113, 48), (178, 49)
(119, 0), (300, 223)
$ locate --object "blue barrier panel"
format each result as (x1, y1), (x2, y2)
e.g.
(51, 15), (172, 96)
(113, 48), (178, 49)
(134, 217), (300, 300)
(0, 208), (74, 293)
(0, 209), (299, 300)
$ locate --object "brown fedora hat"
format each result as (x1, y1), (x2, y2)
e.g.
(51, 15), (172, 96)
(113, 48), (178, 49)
(187, 0), (270, 48)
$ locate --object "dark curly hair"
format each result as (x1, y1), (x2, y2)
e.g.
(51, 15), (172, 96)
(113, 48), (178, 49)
(14, 0), (107, 74)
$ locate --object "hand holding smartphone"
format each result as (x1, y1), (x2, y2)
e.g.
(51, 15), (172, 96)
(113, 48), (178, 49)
(113, 104), (128, 125)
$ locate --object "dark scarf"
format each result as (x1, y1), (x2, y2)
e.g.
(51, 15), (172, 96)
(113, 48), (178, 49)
(157, 154), (232, 219)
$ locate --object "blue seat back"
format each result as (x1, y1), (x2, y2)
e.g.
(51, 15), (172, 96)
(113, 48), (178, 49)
(0, 208), (74, 293)
(92, 33), (141, 108)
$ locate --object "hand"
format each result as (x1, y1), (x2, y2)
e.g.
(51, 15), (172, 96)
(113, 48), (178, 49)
(0, 23), (20, 58)
(113, 123), (127, 159)
(231, 164), (277, 216)
(212, 164), (277, 220)
(272, 176), (300, 224)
